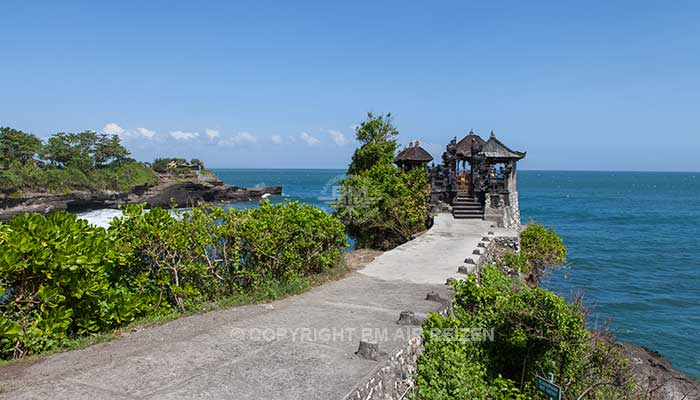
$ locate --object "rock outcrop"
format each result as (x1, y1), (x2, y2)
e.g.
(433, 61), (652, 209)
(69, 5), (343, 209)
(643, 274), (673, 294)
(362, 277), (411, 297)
(0, 174), (282, 221)
(620, 342), (699, 400)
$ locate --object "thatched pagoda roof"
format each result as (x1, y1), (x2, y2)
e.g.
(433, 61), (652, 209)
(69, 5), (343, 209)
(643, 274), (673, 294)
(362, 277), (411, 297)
(480, 131), (526, 160)
(455, 130), (486, 158)
(396, 142), (433, 163)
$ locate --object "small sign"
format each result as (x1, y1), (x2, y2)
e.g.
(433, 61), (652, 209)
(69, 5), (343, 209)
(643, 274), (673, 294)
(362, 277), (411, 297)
(536, 376), (562, 400)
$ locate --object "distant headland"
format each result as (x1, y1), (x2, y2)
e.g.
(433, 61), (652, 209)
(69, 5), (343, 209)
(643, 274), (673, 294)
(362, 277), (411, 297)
(0, 127), (281, 221)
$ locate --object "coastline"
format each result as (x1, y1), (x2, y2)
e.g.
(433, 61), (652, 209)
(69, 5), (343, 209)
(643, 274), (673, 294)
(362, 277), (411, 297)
(0, 173), (282, 222)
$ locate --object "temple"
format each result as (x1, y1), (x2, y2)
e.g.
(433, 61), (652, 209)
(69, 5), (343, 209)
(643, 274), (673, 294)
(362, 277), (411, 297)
(395, 141), (434, 171)
(395, 130), (526, 229)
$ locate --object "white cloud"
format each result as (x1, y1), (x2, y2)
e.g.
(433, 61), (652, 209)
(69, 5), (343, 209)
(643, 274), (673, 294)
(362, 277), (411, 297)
(135, 127), (156, 139)
(170, 130), (199, 140)
(300, 132), (320, 146)
(327, 129), (350, 146)
(103, 123), (126, 137)
(221, 131), (258, 146)
(271, 135), (284, 145)
(205, 129), (220, 140)
(102, 123), (155, 140)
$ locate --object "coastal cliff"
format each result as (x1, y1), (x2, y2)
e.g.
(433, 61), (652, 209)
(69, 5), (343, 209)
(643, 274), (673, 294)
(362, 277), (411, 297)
(620, 342), (699, 400)
(0, 172), (282, 221)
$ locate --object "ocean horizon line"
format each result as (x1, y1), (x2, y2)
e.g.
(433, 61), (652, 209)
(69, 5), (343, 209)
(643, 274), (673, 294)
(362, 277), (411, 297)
(208, 167), (700, 174)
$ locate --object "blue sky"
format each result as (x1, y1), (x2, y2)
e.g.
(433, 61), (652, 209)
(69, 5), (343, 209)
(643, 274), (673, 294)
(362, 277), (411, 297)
(1, 1), (699, 170)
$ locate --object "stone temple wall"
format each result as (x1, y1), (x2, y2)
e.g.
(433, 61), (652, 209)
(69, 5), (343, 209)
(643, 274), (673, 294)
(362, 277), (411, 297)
(343, 336), (422, 400)
(483, 191), (521, 229)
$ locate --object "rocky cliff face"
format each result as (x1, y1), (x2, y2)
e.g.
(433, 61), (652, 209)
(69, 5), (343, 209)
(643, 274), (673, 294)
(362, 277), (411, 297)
(620, 342), (699, 400)
(0, 174), (282, 221)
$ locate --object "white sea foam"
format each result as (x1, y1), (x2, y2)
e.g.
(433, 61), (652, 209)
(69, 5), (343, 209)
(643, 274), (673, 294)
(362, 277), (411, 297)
(77, 209), (123, 228)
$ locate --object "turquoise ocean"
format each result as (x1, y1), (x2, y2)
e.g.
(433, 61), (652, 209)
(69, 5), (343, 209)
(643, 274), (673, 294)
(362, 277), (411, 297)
(211, 168), (700, 377)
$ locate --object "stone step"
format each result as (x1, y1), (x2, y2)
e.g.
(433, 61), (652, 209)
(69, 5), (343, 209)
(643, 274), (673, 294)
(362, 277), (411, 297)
(453, 214), (483, 219)
(453, 212), (484, 218)
(452, 210), (484, 215)
(453, 202), (480, 207)
(453, 206), (482, 211)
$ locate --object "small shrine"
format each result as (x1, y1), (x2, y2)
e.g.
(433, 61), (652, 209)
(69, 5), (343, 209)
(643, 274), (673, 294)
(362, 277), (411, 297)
(395, 141), (434, 171)
(429, 130), (526, 228)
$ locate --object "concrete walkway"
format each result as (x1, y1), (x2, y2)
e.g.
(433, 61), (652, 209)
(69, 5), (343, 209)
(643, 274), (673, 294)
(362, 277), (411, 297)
(0, 214), (508, 400)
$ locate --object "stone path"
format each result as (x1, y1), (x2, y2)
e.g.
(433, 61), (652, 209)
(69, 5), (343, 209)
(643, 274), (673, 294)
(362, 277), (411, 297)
(0, 214), (514, 400)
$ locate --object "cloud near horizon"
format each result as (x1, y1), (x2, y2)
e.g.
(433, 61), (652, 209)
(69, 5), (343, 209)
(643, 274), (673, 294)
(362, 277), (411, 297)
(170, 130), (199, 140)
(102, 123), (156, 140)
(220, 131), (258, 146)
(205, 129), (220, 140)
(327, 129), (350, 146)
(300, 132), (320, 145)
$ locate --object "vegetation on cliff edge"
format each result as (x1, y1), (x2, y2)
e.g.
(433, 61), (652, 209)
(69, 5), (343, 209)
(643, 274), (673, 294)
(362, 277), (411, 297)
(335, 113), (430, 250)
(415, 224), (637, 399)
(0, 127), (215, 196)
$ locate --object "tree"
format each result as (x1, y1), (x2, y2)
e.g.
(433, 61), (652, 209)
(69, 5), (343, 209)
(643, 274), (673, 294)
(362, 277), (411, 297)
(94, 134), (129, 166)
(39, 131), (129, 169)
(152, 158), (173, 173)
(0, 127), (42, 167)
(337, 113), (430, 249)
(347, 113), (398, 175)
(40, 132), (87, 167)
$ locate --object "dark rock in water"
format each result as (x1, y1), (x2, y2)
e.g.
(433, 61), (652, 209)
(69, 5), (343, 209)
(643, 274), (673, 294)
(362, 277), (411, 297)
(482, 236), (491, 241)
(619, 342), (699, 400)
(457, 266), (471, 275)
(477, 242), (486, 248)
(464, 257), (475, 264)
(138, 181), (281, 208)
(0, 176), (283, 221)
(473, 249), (482, 255)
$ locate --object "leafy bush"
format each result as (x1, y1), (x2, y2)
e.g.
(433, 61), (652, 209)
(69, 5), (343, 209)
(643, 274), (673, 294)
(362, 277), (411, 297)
(0, 168), (23, 194)
(417, 266), (635, 399)
(520, 224), (566, 270)
(0, 201), (346, 360)
(336, 113), (430, 250)
(416, 229), (635, 400)
(151, 158), (172, 173)
(0, 212), (148, 358)
(109, 201), (346, 312)
(498, 224), (567, 286)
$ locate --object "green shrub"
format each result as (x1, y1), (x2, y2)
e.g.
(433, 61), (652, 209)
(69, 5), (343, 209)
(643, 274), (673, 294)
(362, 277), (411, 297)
(109, 200), (346, 312)
(151, 158), (172, 173)
(416, 265), (636, 399)
(520, 224), (566, 270)
(0, 201), (346, 360)
(500, 224), (567, 286)
(0, 168), (22, 194)
(0, 212), (148, 358)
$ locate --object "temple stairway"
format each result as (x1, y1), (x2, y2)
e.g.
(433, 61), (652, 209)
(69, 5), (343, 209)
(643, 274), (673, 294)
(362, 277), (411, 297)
(452, 192), (484, 219)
